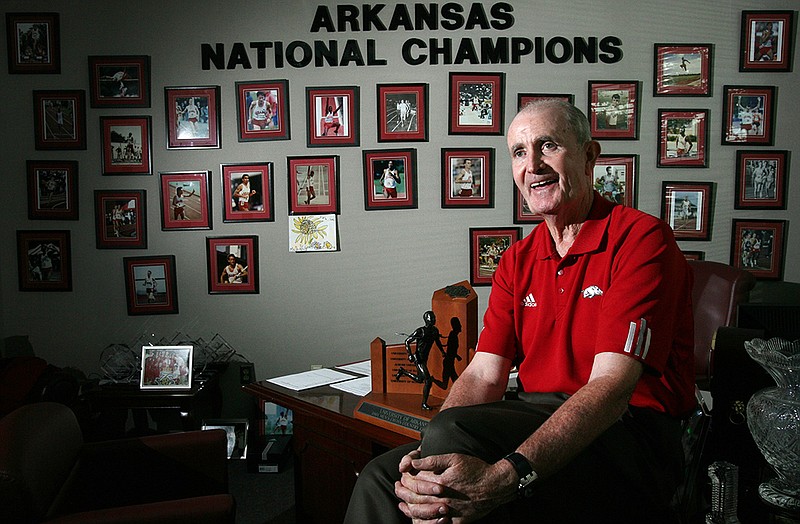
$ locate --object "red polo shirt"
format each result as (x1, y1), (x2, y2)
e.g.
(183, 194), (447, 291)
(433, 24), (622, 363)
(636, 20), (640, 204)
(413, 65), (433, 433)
(479, 194), (695, 417)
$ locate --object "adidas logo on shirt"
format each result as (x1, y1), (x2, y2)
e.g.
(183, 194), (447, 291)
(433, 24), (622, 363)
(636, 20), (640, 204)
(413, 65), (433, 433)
(522, 293), (537, 308)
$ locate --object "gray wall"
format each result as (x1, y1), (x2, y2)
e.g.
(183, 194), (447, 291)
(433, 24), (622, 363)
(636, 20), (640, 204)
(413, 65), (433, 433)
(1, 0), (798, 379)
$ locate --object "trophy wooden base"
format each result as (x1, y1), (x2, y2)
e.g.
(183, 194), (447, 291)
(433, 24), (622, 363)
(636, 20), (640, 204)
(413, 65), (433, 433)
(354, 392), (441, 439)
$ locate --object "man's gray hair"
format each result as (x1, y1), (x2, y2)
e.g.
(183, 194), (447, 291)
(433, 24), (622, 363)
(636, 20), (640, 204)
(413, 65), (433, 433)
(518, 99), (592, 145)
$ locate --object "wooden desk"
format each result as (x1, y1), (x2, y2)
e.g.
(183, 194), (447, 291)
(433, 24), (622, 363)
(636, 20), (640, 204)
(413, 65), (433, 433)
(243, 380), (415, 524)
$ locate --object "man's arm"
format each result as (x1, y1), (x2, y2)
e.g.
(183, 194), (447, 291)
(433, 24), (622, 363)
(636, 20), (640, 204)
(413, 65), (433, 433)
(439, 352), (511, 410)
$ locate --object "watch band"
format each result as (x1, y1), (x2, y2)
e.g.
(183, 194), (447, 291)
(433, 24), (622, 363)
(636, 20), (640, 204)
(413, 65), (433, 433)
(503, 452), (538, 498)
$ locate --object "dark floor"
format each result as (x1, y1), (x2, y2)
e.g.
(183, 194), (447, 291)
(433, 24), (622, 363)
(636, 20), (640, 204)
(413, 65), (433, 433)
(228, 459), (295, 524)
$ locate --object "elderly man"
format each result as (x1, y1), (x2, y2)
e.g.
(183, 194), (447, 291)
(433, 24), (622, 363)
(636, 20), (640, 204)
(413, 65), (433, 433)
(345, 100), (694, 523)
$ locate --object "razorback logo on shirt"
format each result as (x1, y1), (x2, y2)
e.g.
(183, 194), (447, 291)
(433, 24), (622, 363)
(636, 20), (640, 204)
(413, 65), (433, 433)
(581, 285), (604, 298)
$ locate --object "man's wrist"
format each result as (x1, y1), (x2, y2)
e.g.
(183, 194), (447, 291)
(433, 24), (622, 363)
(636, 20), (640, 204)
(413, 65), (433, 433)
(502, 452), (538, 498)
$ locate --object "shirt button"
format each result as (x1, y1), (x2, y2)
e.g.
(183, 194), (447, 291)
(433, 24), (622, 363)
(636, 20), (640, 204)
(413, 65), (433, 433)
(557, 269), (564, 276)
(558, 288), (565, 294)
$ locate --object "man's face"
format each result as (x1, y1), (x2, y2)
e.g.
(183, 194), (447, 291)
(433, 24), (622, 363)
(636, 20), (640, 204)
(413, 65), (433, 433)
(507, 106), (596, 218)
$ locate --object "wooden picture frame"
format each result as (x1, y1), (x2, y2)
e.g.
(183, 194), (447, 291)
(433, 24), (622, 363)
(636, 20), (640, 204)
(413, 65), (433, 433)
(93, 189), (147, 249)
(88, 55), (151, 107)
(221, 162), (274, 222)
(441, 148), (494, 208)
(735, 150), (789, 210)
(32, 90), (86, 150)
(26, 160), (78, 220)
(377, 83), (428, 142)
(362, 149), (417, 210)
(517, 93), (574, 110)
(100, 115), (152, 176)
(722, 85), (776, 146)
(730, 219), (787, 280)
(123, 255), (179, 315)
(513, 190), (543, 224)
(653, 43), (713, 96)
(287, 156), (340, 215)
(661, 181), (714, 241)
(588, 81), (640, 140)
(164, 85), (221, 149)
(16, 230), (72, 291)
(207, 236), (259, 294)
(140, 345), (192, 389)
(235, 80), (290, 142)
(449, 72), (505, 135)
(6, 12), (60, 74)
(682, 251), (705, 261)
(469, 227), (522, 286)
(657, 109), (709, 168)
(305, 86), (359, 147)
(740, 10), (795, 72)
(593, 154), (638, 207)
(159, 171), (211, 230)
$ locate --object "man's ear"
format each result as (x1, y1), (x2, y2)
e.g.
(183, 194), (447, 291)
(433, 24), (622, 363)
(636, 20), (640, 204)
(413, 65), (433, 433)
(585, 140), (602, 171)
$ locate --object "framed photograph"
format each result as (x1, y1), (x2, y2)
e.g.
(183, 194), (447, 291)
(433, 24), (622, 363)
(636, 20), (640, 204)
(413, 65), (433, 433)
(6, 12), (60, 74)
(740, 10), (795, 72)
(94, 190), (147, 249)
(165, 86), (221, 149)
(235, 80), (290, 142)
(731, 219), (787, 280)
(682, 251), (705, 261)
(588, 81), (640, 140)
(449, 72), (505, 135)
(593, 154), (637, 207)
(653, 44), (713, 96)
(32, 90), (86, 150)
(100, 116), (152, 176)
(202, 419), (249, 459)
(88, 55), (151, 107)
(159, 171), (211, 230)
(26, 160), (78, 220)
(661, 181), (714, 241)
(16, 230), (72, 291)
(207, 236), (259, 294)
(376, 83), (428, 142)
(517, 93), (574, 110)
(305, 86), (359, 147)
(140, 345), (192, 389)
(287, 156), (340, 215)
(657, 109), (709, 168)
(722, 85), (776, 146)
(289, 214), (339, 253)
(221, 162), (274, 222)
(441, 148), (494, 208)
(123, 255), (179, 315)
(362, 149), (417, 210)
(513, 190), (543, 224)
(735, 150), (789, 210)
(469, 227), (522, 286)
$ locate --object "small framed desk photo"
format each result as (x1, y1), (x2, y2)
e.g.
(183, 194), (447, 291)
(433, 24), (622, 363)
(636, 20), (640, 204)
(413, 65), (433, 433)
(139, 345), (193, 389)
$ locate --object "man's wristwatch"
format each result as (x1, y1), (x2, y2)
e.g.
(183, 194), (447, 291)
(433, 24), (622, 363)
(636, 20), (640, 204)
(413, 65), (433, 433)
(502, 452), (538, 498)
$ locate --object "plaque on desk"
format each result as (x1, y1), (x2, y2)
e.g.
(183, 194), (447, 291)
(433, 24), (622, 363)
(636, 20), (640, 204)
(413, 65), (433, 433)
(354, 392), (434, 439)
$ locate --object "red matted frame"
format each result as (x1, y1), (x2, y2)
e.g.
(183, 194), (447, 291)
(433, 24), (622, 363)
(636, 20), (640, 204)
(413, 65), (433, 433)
(740, 10), (795, 72)
(159, 171), (211, 230)
(94, 189), (147, 249)
(730, 219), (787, 280)
(207, 236), (259, 294)
(123, 255), (179, 315)
(221, 162), (274, 222)
(513, 189), (543, 224)
(682, 251), (705, 261)
(449, 72), (505, 135)
(653, 44), (713, 96)
(441, 148), (494, 208)
(235, 80), (290, 142)
(588, 81), (639, 140)
(593, 154), (638, 208)
(377, 83), (428, 142)
(735, 150), (789, 210)
(32, 90), (86, 150)
(517, 93), (574, 110)
(16, 230), (72, 292)
(287, 156), (340, 215)
(164, 85), (221, 149)
(306, 86), (359, 147)
(661, 181), (714, 241)
(88, 55), (151, 107)
(6, 12), (60, 74)
(26, 160), (78, 220)
(100, 115), (152, 176)
(721, 85), (776, 146)
(657, 109), (709, 168)
(469, 227), (522, 286)
(363, 149), (417, 210)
